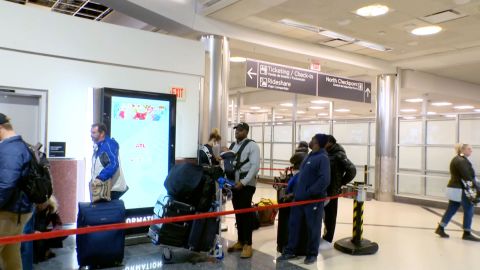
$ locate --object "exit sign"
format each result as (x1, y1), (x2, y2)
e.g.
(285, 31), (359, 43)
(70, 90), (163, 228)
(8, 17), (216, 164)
(170, 87), (186, 101)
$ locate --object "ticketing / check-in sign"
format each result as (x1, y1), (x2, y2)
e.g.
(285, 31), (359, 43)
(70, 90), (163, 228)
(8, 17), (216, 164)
(246, 59), (317, 96)
(245, 59), (371, 104)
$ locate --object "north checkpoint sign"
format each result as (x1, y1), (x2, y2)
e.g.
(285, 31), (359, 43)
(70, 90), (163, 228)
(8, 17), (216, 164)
(245, 59), (371, 103)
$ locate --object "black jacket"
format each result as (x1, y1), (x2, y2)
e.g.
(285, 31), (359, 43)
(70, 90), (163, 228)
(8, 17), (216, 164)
(447, 155), (475, 189)
(326, 143), (356, 196)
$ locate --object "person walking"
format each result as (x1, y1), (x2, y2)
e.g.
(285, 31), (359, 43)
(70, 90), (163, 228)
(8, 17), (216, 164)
(435, 143), (480, 241)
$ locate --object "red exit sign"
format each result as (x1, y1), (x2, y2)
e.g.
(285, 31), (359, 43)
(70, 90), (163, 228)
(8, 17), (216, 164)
(170, 87), (186, 101)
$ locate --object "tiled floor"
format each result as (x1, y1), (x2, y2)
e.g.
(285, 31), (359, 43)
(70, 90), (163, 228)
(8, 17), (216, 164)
(34, 183), (480, 269)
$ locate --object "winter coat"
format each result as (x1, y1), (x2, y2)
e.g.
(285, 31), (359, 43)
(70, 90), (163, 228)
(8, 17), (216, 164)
(293, 149), (330, 201)
(326, 143), (357, 196)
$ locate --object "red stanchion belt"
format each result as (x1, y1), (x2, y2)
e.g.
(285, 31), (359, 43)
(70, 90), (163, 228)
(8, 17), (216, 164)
(0, 191), (356, 245)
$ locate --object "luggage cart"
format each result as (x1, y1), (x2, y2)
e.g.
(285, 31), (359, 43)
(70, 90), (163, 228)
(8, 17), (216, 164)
(149, 176), (234, 263)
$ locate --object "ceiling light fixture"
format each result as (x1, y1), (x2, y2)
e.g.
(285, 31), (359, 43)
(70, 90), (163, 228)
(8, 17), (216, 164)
(405, 98), (423, 103)
(444, 114), (457, 118)
(427, 111), (437, 115)
(309, 106), (325, 110)
(297, 111), (306, 114)
(400, 109), (417, 112)
(230, 56), (246, 62)
(318, 113), (329, 116)
(250, 106), (261, 110)
(319, 30), (356, 42)
(311, 99), (330, 104)
(275, 116), (284, 119)
(356, 4), (389, 17)
(335, 108), (350, 112)
(431, 102), (452, 106)
(454, 105), (474, 110)
(411, 25), (442, 36)
(280, 103), (293, 107)
(278, 19), (320, 33)
(403, 116), (416, 120)
(355, 40), (391, 51)
(474, 109), (480, 112)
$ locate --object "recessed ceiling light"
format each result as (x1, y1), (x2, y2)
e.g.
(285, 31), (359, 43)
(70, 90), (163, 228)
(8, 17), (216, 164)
(403, 116), (416, 120)
(276, 122), (284, 125)
(405, 98), (423, 103)
(354, 40), (391, 51)
(257, 109), (269, 113)
(400, 109), (417, 112)
(454, 105), (474, 110)
(444, 114), (457, 118)
(318, 113), (329, 116)
(356, 4), (389, 17)
(475, 109), (480, 112)
(311, 99), (330, 104)
(431, 102), (452, 106)
(297, 111), (306, 114)
(411, 25), (442, 36)
(278, 108), (289, 111)
(250, 106), (261, 110)
(275, 116), (284, 119)
(309, 106), (325, 110)
(230, 56), (246, 62)
(427, 111), (437, 115)
(335, 108), (350, 112)
(280, 103), (293, 107)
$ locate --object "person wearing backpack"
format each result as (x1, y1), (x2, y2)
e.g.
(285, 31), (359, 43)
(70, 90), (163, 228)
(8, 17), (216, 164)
(90, 123), (128, 201)
(0, 113), (34, 269)
(198, 128), (222, 166)
(226, 122), (260, 259)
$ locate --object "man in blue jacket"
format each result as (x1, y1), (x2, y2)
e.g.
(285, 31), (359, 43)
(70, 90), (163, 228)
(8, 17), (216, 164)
(277, 133), (330, 265)
(90, 123), (127, 200)
(0, 113), (34, 269)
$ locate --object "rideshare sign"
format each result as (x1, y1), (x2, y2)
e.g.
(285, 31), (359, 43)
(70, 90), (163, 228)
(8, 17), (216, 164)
(245, 59), (371, 103)
(245, 59), (317, 96)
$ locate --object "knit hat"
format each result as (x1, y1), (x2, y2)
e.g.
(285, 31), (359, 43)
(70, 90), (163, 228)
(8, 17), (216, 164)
(0, 113), (9, 125)
(314, 133), (329, 148)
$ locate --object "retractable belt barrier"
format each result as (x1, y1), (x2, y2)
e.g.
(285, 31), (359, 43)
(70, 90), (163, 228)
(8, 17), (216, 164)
(0, 191), (356, 245)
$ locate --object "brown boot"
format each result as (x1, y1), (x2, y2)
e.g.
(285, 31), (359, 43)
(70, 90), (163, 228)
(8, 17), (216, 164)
(227, 242), (244, 252)
(240, 245), (253, 258)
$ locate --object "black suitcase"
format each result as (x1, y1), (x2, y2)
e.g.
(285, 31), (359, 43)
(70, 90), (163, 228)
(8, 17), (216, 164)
(148, 199), (195, 247)
(76, 200), (125, 268)
(188, 216), (219, 252)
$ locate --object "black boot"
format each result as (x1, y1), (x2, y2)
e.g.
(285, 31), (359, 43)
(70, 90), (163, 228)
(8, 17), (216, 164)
(462, 231), (480, 241)
(435, 225), (449, 238)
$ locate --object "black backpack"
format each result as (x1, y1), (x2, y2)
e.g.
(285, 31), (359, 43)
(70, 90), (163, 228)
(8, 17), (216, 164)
(20, 141), (53, 204)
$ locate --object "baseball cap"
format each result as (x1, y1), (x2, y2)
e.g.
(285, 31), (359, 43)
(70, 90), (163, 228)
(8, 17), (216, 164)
(0, 113), (9, 125)
(233, 122), (249, 131)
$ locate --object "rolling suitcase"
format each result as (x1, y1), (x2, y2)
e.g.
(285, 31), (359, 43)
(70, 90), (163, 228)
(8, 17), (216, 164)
(148, 199), (195, 247)
(188, 215), (219, 252)
(76, 200), (125, 268)
(276, 202), (307, 255)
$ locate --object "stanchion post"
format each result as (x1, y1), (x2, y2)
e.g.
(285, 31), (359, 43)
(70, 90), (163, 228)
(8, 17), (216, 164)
(334, 165), (378, 255)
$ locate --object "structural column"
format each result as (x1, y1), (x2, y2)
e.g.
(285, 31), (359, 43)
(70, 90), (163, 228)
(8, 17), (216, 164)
(375, 74), (397, 201)
(200, 35), (230, 146)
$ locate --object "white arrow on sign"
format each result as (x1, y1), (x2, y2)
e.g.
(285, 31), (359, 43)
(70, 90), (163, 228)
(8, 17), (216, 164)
(365, 88), (371, 97)
(247, 67), (257, 80)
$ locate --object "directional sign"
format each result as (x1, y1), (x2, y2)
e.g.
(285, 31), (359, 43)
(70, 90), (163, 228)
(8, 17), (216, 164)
(245, 59), (371, 103)
(245, 59), (317, 96)
(317, 74), (372, 103)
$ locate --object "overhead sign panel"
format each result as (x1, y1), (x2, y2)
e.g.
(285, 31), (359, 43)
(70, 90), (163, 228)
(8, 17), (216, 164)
(245, 59), (372, 104)
(245, 59), (317, 96)
(318, 74), (372, 103)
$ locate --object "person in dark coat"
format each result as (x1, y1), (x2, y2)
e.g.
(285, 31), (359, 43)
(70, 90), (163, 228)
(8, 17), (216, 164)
(323, 135), (356, 243)
(277, 133), (330, 265)
(199, 128), (222, 166)
(435, 143), (480, 241)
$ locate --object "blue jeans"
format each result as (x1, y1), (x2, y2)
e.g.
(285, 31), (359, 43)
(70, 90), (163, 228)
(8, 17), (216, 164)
(21, 210), (35, 270)
(440, 192), (474, 231)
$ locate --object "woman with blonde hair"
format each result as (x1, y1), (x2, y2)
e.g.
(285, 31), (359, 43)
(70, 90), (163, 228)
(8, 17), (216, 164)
(199, 128), (222, 166)
(435, 143), (480, 241)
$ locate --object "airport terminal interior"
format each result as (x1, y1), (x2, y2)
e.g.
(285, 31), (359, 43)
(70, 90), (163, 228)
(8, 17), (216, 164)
(2, 0), (480, 269)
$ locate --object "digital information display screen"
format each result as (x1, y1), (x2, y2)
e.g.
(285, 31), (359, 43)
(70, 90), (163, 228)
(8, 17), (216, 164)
(110, 96), (171, 209)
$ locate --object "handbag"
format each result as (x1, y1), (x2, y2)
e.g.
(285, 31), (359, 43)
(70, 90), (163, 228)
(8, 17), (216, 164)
(460, 179), (480, 204)
(446, 187), (462, 202)
(89, 179), (112, 202)
(255, 198), (278, 226)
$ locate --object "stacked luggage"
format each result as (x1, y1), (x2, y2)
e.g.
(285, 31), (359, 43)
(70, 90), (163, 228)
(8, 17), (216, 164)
(148, 163), (225, 261)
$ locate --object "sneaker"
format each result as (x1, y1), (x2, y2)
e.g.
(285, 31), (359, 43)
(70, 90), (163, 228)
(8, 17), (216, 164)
(304, 256), (317, 265)
(276, 253), (296, 261)
(462, 232), (480, 242)
(435, 225), (449, 238)
(240, 245), (253, 258)
(227, 242), (244, 252)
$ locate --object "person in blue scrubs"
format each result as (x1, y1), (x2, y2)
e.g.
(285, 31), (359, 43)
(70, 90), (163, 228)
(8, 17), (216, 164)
(277, 133), (330, 265)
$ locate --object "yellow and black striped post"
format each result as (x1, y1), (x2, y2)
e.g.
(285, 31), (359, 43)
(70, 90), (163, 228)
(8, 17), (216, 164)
(334, 165), (378, 255)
